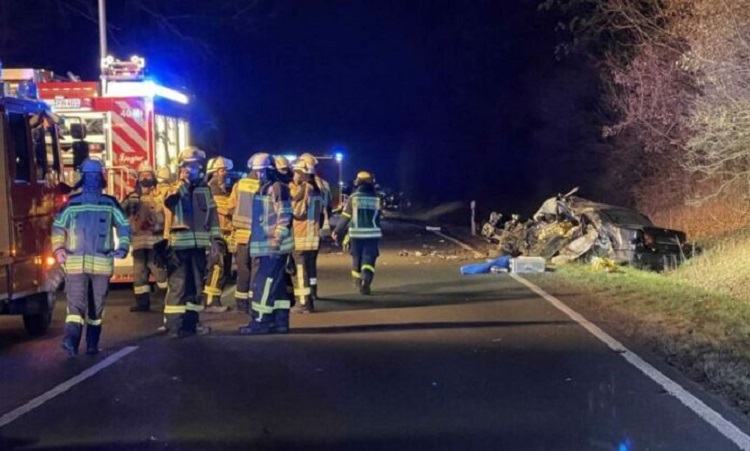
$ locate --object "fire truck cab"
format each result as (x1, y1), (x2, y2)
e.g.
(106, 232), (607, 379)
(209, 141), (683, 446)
(0, 66), (66, 336)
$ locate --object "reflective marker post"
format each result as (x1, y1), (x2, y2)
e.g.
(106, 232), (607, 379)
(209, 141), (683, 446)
(471, 200), (477, 236)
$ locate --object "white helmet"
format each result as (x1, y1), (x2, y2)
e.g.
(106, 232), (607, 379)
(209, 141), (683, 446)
(206, 156), (234, 174)
(274, 155), (291, 174)
(293, 160), (314, 175)
(247, 153), (273, 171)
(299, 153), (318, 168)
(177, 146), (207, 166)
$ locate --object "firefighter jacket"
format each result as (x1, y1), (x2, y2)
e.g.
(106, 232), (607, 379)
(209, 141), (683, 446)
(51, 193), (131, 275)
(334, 185), (382, 239)
(208, 176), (233, 235)
(163, 180), (222, 250)
(315, 175), (333, 229)
(121, 187), (165, 250)
(229, 177), (261, 246)
(290, 180), (323, 251)
(249, 180), (294, 257)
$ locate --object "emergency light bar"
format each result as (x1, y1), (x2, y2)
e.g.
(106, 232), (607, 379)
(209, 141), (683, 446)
(105, 81), (189, 104)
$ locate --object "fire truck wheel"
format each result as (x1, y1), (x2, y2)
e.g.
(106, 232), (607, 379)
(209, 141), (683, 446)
(23, 312), (52, 336)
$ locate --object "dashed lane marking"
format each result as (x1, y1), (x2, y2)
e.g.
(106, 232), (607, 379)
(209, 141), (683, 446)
(0, 346), (139, 429)
(431, 230), (750, 451)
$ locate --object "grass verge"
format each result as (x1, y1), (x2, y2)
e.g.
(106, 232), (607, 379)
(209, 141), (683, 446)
(526, 264), (750, 414)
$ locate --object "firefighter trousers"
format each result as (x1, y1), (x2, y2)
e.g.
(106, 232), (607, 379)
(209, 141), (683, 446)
(64, 273), (110, 349)
(204, 250), (233, 306)
(249, 254), (291, 326)
(164, 248), (207, 334)
(308, 249), (319, 294)
(292, 250), (316, 309)
(350, 238), (380, 286)
(132, 249), (167, 309)
(235, 243), (259, 305)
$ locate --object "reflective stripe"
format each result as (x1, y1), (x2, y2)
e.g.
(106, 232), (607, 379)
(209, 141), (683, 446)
(251, 277), (273, 320)
(186, 302), (204, 312)
(156, 282), (168, 290)
(309, 278), (317, 285)
(65, 314), (85, 325)
(362, 264), (376, 273)
(342, 212), (352, 218)
(251, 302), (273, 314)
(134, 285), (150, 295)
(164, 305), (186, 314)
(275, 300), (291, 310)
(351, 271), (361, 278)
(86, 318), (103, 326)
(234, 291), (250, 300)
(295, 264), (306, 302)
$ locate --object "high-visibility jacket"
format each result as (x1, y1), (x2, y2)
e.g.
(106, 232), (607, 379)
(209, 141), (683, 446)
(208, 176), (233, 234)
(335, 186), (382, 239)
(51, 193), (131, 275)
(315, 175), (332, 230)
(229, 177), (260, 245)
(249, 181), (293, 257)
(163, 180), (221, 250)
(290, 180), (323, 251)
(121, 187), (165, 250)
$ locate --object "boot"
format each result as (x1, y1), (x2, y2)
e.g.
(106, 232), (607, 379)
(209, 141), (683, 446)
(310, 285), (318, 301)
(239, 319), (273, 335)
(359, 280), (372, 295)
(205, 301), (229, 313)
(61, 323), (82, 357)
(130, 291), (151, 312)
(235, 299), (250, 314)
(86, 325), (102, 355)
(273, 310), (290, 334)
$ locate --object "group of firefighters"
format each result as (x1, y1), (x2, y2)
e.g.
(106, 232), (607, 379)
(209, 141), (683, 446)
(50, 147), (383, 356)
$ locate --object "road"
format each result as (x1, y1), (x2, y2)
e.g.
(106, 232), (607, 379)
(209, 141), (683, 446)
(1, 222), (748, 450)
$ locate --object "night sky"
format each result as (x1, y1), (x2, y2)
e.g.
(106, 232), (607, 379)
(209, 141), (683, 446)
(1, 0), (605, 216)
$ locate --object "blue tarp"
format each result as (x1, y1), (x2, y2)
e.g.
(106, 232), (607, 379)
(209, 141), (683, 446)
(460, 256), (511, 275)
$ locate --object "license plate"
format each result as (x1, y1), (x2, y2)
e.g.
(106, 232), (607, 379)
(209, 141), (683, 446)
(53, 98), (81, 109)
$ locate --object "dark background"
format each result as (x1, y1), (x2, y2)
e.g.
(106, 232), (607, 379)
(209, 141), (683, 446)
(1, 0), (607, 216)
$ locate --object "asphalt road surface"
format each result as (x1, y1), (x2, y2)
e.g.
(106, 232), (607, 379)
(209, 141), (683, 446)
(1, 222), (749, 450)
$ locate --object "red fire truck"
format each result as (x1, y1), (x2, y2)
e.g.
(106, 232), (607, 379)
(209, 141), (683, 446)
(0, 65), (66, 335)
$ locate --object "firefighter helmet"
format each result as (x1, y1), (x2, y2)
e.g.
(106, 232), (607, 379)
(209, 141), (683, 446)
(177, 146), (207, 166)
(248, 153), (273, 171)
(354, 171), (374, 186)
(293, 160), (314, 175)
(137, 162), (154, 175)
(274, 155), (291, 174)
(80, 158), (105, 173)
(207, 156), (234, 174)
(156, 166), (172, 182)
(299, 153), (318, 167)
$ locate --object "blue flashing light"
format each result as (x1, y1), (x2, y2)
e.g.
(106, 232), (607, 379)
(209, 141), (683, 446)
(284, 154), (297, 162)
(335, 152), (343, 162)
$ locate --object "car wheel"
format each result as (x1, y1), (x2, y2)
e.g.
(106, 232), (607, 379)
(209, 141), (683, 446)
(23, 312), (52, 336)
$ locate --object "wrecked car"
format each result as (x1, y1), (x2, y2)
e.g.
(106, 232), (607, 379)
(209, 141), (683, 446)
(484, 188), (689, 271)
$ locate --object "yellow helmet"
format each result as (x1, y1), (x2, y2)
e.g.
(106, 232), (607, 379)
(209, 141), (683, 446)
(293, 160), (314, 175)
(137, 162), (154, 175)
(156, 166), (172, 182)
(177, 146), (207, 166)
(274, 155), (291, 174)
(299, 153), (318, 168)
(207, 156), (234, 174)
(354, 171), (374, 186)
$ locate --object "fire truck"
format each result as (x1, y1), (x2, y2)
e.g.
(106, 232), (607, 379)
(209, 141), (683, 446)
(34, 56), (192, 282)
(0, 64), (66, 335)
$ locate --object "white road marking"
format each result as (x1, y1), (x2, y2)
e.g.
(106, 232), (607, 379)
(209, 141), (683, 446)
(430, 229), (476, 252)
(0, 346), (138, 429)
(431, 230), (750, 450)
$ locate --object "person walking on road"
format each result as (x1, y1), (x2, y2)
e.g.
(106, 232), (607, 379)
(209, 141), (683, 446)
(240, 153), (294, 335)
(203, 156), (234, 313)
(158, 147), (224, 337)
(122, 162), (168, 312)
(332, 171), (382, 295)
(52, 158), (131, 356)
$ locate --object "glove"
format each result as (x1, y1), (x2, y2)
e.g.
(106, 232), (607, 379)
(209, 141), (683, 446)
(109, 249), (128, 259)
(153, 239), (170, 269)
(54, 249), (67, 264)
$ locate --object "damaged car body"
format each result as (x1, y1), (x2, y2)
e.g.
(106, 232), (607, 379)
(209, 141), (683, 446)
(482, 188), (689, 271)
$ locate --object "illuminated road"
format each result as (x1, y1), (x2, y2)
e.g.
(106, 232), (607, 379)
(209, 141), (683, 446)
(1, 223), (747, 450)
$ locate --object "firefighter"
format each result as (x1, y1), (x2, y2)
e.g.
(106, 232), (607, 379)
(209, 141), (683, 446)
(332, 171), (382, 295)
(159, 147), (223, 337)
(228, 160), (261, 314)
(290, 159), (323, 313)
(203, 156), (234, 313)
(298, 153), (332, 301)
(273, 155), (296, 306)
(122, 162), (168, 312)
(51, 158), (131, 356)
(239, 153), (294, 335)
